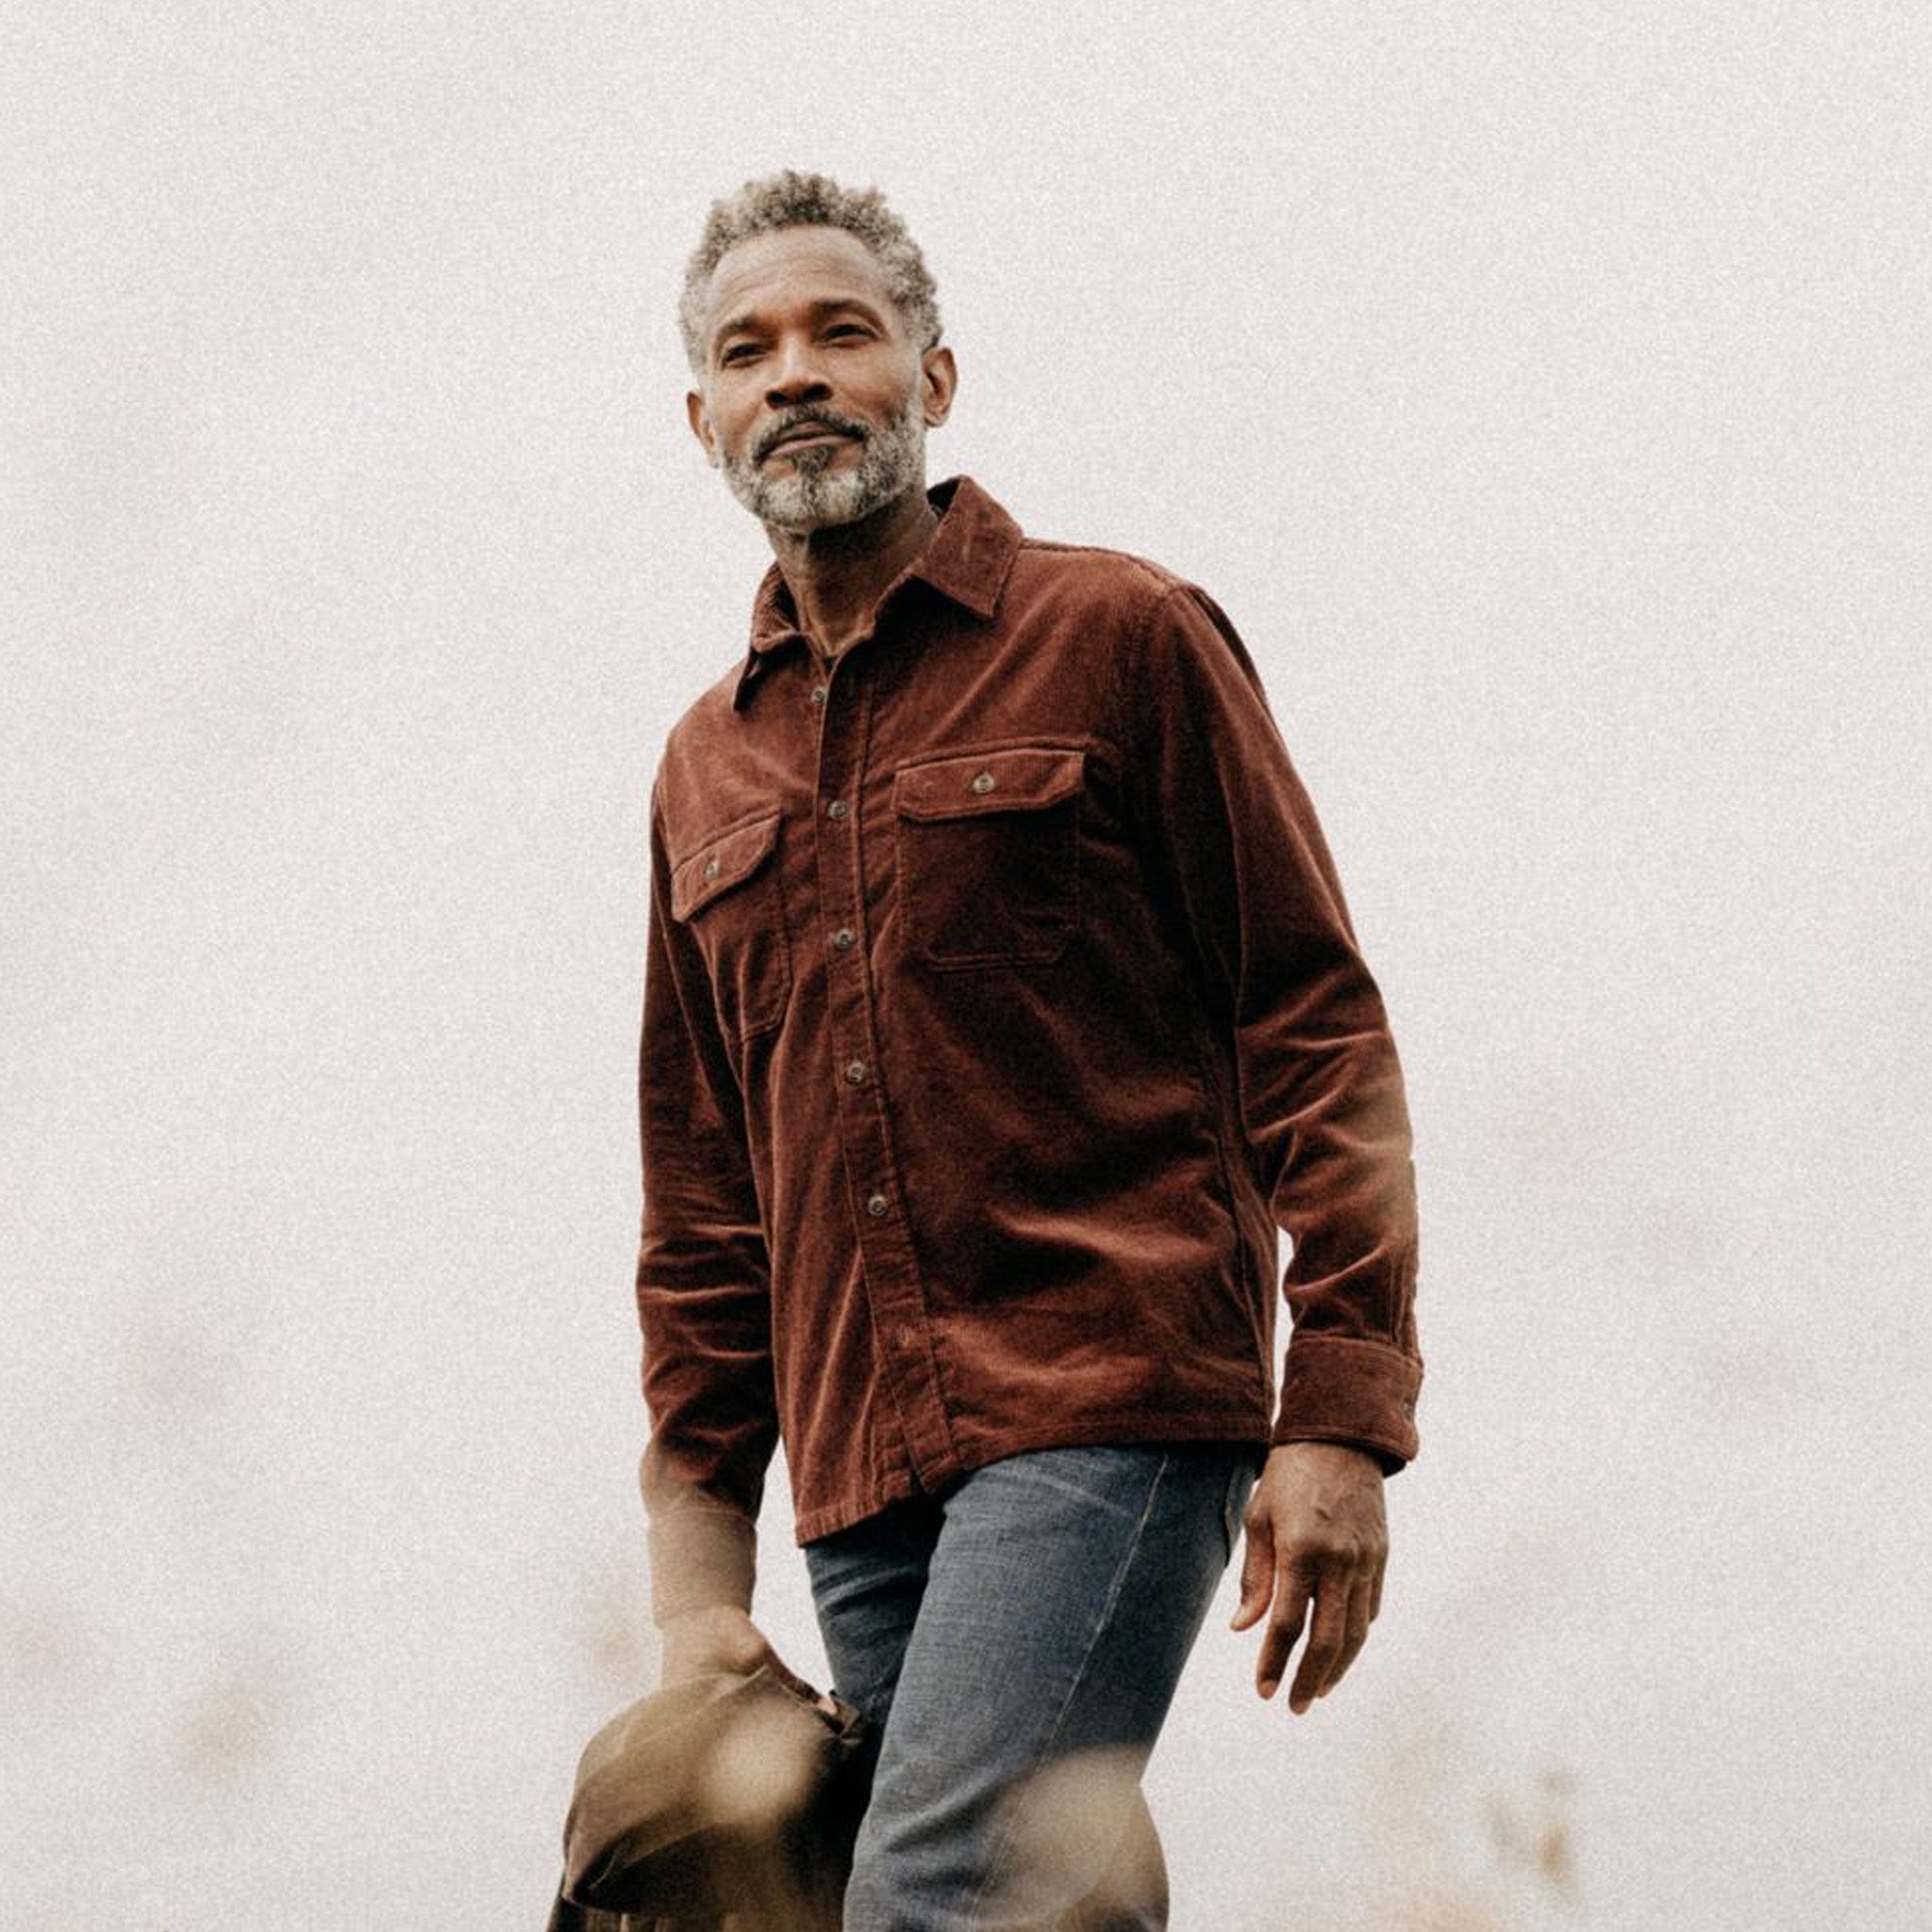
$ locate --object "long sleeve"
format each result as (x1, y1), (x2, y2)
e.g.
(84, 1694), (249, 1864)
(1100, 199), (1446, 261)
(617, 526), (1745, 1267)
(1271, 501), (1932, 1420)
(1119, 580), (1423, 1468)
(634, 777), (780, 1621)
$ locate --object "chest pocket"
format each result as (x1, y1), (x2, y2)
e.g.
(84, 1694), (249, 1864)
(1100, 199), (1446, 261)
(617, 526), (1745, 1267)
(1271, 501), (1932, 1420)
(670, 809), (791, 1039)
(892, 745), (1084, 970)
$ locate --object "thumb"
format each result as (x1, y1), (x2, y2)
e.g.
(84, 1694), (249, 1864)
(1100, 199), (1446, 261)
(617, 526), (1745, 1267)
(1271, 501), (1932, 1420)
(1229, 1507), (1274, 1631)
(758, 1641), (822, 1704)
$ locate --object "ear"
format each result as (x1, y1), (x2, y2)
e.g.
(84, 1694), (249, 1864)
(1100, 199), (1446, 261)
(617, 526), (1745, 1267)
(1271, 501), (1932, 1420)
(919, 345), (958, 429)
(686, 388), (719, 466)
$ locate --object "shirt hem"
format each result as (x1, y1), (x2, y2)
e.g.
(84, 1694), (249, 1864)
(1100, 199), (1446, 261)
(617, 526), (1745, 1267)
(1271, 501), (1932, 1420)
(791, 1407), (1273, 1544)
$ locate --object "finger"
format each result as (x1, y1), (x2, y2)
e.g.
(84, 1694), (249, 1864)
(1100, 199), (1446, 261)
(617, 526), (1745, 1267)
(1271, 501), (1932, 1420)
(1317, 1575), (1374, 1701)
(758, 1644), (822, 1703)
(1288, 1570), (1346, 1714)
(1257, 1564), (1312, 1699)
(1229, 1510), (1275, 1632)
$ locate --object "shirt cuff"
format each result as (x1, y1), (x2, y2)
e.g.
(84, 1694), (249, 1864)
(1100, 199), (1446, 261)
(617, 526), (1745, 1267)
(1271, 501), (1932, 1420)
(646, 1505), (758, 1624)
(1272, 1335), (1423, 1473)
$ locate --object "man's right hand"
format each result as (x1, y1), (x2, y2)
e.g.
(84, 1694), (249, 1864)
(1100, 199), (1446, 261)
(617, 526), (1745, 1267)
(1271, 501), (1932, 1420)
(658, 1603), (819, 1702)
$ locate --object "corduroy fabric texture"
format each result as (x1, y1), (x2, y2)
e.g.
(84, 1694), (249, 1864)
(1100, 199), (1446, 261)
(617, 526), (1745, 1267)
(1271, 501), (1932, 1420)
(637, 475), (1423, 1621)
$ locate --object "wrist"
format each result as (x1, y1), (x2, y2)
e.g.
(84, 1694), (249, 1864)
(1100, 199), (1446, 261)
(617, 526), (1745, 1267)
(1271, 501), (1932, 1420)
(1271, 1438), (1392, 1477)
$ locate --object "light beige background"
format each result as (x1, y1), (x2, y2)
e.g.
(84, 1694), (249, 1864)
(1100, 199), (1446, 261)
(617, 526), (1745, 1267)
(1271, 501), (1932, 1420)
(5, 3), (1927, 1927)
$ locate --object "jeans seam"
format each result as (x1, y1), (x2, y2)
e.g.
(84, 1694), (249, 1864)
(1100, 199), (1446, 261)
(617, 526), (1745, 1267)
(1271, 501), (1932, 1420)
(1223, 1452), (1256, 1562)
(961, 1449), (1174, 1923)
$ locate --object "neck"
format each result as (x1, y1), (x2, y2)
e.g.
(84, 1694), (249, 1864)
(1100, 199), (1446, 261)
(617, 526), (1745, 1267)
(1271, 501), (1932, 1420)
(764, 483), (939, 660)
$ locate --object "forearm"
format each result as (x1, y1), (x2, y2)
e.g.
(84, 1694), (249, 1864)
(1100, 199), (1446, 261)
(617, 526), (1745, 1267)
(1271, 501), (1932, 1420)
(641, 1477), (759, 1624)
(1118, 580), (1423, 1464)
(636, 782), (781, 1622)
(1257, 987), (1423, 1466)
(635, 1224), (779, 1622)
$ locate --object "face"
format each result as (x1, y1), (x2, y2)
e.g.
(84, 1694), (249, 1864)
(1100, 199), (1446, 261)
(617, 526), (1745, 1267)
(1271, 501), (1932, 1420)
(687, 225), (956, 534)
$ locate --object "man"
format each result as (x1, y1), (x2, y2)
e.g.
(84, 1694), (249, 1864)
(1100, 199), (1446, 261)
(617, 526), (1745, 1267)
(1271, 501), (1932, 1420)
(634, 170), (1423, 1930)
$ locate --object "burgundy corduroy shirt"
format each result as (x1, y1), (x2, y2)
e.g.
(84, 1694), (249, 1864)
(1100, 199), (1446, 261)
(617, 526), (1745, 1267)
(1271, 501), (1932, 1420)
(635, 476), (1422, 1621)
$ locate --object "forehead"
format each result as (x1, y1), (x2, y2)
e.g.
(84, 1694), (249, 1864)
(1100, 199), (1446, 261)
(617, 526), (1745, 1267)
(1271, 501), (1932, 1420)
(702, 225), (900, 339)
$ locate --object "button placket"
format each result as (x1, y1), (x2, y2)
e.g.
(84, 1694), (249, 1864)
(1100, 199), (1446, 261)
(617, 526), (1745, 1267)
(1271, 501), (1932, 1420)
(808, 647), (953, 1476)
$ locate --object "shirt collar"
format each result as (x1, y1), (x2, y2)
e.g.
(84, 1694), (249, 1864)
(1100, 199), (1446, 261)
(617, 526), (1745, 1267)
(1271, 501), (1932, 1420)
(730, 475), (1022, 711)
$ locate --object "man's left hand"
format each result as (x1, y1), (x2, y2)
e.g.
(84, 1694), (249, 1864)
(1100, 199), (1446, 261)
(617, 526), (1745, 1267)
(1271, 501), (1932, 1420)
(1229, 1441), (1388, 1713)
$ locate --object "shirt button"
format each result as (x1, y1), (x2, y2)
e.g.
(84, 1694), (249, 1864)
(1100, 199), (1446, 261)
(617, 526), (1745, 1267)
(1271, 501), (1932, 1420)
(865, 1193), (889, 1217)
(844, 1058), (868, 1084)
(972, 770), (995, 793)
(702, 857), (720, 879)
(825, 799), (849, 820)
(831, 926), (856, 951)
(809, 686), (827, 707)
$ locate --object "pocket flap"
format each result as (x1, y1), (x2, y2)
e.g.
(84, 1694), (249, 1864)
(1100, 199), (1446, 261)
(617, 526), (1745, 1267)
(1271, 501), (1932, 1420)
(670, 810), (781, 920)
(892, 745), (1085, 822)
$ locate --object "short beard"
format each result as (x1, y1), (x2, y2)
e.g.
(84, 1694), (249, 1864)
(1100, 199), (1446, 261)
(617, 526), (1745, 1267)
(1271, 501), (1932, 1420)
(719, 391), (926, 534)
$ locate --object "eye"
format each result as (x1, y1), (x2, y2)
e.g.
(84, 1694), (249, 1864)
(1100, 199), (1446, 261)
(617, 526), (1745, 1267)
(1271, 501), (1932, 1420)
(718, 341), (762, 367)
(824, 323), (873, 343)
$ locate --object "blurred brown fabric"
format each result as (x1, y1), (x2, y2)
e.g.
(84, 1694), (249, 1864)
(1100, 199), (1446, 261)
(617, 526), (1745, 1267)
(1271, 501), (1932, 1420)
(544, 1667), (870, 1932)
(544, 1666), (1181, 1931)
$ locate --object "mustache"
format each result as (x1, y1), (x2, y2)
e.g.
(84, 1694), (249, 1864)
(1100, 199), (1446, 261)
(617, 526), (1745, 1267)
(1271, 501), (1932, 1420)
(756, 408), (870, 463)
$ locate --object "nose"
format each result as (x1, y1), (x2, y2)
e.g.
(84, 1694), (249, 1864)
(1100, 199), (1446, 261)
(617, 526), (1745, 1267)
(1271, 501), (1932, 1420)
(764, 336), (832, 408)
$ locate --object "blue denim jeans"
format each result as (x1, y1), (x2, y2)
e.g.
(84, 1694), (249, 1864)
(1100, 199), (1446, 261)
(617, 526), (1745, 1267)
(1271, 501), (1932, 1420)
(804, 1441), (1262, 1931)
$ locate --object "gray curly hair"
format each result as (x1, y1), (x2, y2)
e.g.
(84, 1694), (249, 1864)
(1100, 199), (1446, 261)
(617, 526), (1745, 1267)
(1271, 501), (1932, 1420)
(678, 169), (942, 375)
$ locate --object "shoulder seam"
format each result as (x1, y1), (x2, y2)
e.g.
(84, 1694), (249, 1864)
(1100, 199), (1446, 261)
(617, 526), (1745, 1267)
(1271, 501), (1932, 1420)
(1015, 535), (1189, 594)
